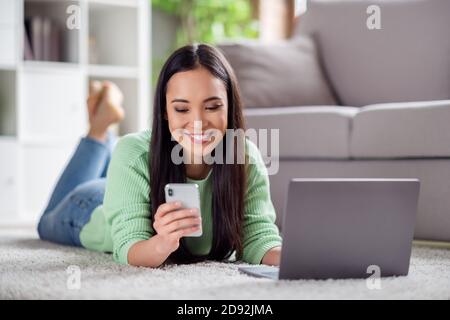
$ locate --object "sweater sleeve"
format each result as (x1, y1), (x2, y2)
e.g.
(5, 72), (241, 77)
(241, 139), (283, 264)
(102, 133), (154, 265)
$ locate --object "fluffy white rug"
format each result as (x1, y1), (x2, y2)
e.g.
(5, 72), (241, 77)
(1, 228), (449, 300)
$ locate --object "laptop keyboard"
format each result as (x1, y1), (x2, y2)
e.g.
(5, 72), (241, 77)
(238, 266), (279, 278)
(261, 271), (279, 276)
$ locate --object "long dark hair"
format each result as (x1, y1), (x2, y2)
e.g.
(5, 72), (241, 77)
(150, 43), (246, 264)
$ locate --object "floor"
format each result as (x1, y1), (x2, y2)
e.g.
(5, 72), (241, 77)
(1, 227), (450, 299)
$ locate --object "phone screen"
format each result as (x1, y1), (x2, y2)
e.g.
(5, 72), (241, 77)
(164, 183), (202, 237)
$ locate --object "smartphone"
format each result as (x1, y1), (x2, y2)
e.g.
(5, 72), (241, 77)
(164, 183), (202, 237)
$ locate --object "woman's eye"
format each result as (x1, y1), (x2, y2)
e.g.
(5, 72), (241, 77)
(206, 104), (223, 110)
(175, 107), (189, 113)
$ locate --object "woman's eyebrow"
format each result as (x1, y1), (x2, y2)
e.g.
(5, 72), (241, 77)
(203, 96), (222, 103)
(170, 96), (222, 104)
(171, 98), (189, 103)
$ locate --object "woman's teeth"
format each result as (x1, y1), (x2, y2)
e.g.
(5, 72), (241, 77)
(185, 133), (211, 142)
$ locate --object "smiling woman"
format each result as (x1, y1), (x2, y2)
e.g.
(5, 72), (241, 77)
(36, 43), (282, 268)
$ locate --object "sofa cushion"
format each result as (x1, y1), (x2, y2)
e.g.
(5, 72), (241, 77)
(351, 100), (450, 158)
(295, 0), (450, 107)
(218, 36), (337, 108)
(244, 106), (358, 159)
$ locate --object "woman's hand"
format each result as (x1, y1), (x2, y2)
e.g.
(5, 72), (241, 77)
(152, 201), (202, 254)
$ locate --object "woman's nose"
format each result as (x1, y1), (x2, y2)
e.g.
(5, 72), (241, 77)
(190, 110), (208, 127)
(190, 120), (207, 133)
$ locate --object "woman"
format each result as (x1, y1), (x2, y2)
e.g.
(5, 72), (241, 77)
(37, 44), (282, 268)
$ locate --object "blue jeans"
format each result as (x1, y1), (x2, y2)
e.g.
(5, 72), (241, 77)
(37, 134), (116, 247)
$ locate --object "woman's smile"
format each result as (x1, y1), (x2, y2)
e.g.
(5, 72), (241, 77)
(183, 130), (213, 144)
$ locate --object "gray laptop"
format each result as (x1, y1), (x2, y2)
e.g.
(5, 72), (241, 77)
(238, 178), (420, 280)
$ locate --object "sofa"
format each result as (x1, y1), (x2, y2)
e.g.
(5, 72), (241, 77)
(219, 0), (450, 242)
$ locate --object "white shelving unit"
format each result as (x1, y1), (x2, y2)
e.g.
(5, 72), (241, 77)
(0, 0), (151, 225)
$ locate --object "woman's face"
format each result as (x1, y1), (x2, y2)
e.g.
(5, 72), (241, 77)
(165, 67), (228, 160)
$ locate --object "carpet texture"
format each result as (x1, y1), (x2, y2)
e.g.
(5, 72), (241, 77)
(1, 228), (449, 300)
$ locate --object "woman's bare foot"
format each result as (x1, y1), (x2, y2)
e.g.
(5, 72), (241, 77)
(87, 81), (125, 142)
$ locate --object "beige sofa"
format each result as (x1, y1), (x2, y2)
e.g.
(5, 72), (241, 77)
(220, 0), (450, 242)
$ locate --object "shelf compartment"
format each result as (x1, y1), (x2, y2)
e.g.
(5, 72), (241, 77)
(19, 144), (75, 222)
(0, 26), (17, 67)
(88, 2), (137, 66)
(0, 0), (17, 25)
(88, 76), (140, 136)
(0, 138), (18, 219)
(0, 70), (17, 136)
(24, 0), (81, 63)
(20, 68), (87, 142)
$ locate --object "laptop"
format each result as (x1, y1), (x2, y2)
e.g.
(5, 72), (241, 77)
(238, 178), (420, 280)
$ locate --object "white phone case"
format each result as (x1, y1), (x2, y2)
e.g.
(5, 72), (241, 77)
(164, 183), (202, 237)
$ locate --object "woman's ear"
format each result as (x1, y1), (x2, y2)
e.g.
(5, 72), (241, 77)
(163, 111), (168, 121)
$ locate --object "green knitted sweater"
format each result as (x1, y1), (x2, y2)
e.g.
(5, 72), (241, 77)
(79, 130), (282, 265)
